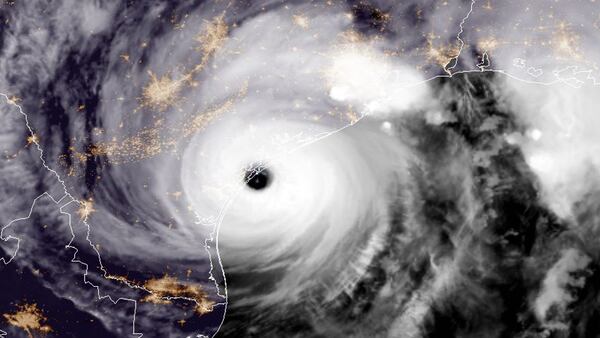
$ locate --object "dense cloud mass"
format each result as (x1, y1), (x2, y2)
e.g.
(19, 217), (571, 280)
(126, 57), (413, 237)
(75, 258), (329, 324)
(0, 0), (600, 337)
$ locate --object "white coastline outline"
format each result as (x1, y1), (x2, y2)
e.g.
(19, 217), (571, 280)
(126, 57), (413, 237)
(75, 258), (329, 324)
(0, 93), (226, 338)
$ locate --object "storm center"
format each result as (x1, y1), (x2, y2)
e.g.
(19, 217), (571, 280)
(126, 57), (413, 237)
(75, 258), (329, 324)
(244, 165), (272, 190)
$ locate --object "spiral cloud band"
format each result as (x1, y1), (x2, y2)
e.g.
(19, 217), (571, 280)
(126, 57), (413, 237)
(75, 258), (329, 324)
(183, 116), (411, 305)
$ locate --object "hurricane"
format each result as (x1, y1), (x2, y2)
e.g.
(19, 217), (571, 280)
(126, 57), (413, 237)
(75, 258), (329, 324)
(1, 1), (600, 338)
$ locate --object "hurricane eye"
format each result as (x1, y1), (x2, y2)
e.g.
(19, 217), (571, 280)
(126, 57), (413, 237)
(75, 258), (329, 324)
(244, 164), (272, 190)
